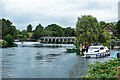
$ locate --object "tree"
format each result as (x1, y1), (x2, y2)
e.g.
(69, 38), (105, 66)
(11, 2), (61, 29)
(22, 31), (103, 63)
(76, 15), (102, 45)
(0, 19), (2, 39)
(117, 20), (120, 34)
(27, 24), (32, 32)
(4, 34), (14, 44)
(1, 18), (18, 39)
(109, 22), (117, 30)
(102, 27), (111, 42)
(32, 24), (45, 39)
(64, 27), (76, 37)
(21, 30), (29, 39)
(100, 21), (106, 29)
(45, 24), (64, 37)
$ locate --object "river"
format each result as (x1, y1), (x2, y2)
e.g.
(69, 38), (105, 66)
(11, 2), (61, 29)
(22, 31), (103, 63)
(1, 42), (118, 78)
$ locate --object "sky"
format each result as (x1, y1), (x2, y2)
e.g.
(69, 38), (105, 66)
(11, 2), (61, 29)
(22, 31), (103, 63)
(0, 0), (119, 30)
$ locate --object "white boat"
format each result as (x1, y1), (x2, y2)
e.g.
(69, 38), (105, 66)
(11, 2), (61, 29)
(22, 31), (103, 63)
(82, 46), (110, 58)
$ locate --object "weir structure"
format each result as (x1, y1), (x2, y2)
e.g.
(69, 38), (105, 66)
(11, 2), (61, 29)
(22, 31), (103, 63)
(39, 37), (76, 44)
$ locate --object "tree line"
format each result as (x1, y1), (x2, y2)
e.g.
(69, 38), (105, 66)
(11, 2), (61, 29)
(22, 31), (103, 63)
(0, 16), (120, 46)
(76, 15), (120, 47)
(0, 18), (76, 41)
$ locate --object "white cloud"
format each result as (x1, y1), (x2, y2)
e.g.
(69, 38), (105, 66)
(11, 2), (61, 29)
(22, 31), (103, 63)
(1, 0), (119, 30)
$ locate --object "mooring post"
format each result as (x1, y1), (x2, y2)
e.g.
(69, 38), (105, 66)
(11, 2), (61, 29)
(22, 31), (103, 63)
(117, 66), (120, 79)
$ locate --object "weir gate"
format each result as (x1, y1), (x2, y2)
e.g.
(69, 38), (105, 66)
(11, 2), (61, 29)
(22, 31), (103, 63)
(39, 37), (76, 44)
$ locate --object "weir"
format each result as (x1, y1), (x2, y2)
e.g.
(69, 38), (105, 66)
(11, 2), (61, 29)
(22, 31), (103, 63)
(39, 37), (76, 44)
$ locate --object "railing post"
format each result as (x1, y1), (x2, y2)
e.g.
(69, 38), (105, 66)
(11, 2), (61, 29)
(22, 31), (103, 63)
(117, 66), (120, 79)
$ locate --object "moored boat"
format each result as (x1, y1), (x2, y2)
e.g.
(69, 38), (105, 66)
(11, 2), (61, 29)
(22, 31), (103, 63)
(82, 46), (110, 58)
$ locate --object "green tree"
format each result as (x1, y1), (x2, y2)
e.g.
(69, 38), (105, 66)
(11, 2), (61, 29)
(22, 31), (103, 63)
(0, 18), (18, 39)
(27, 24), (32, 32)
(32, 24), (45, 39)
(4, 34), (14, 44)
(45, 24), (64, 37)
(0, 19), (2, 39)
(76, 15), (102, 45)
(21, 30), (28, 39)
(109, 22), (117, 29)
(117, 20), (120, 35)
(102, 27), (112, 41)
(100, 21), (106, 29)
(64, 27), (76, 37)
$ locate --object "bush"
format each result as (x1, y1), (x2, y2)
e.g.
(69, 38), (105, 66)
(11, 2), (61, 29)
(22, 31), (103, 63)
(4, 34), (14, 44)
(83, 59), (120, 78)
(103, 42), (110, 49)
(111, 36), (115, 39)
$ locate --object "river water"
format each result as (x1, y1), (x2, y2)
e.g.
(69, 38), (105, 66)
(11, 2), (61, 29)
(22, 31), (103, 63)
(1, 42), (118, 78)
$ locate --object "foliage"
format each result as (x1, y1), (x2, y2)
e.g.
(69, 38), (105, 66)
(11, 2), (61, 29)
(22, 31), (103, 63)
(109, 22), (117, 30)
(21, 30), (29, 39)
(28, 32), (33, 39)
(103, 42), (110, 49)
(100, 21), (107, 29)
(117, 20), (120, 37)
(101, 27), (112, 42)
(83, 59), (120, 78)
(76, 15), (102, 45)
(4, 34), (14, 44)
(45, 24), (64, 37)
(0, 18), (18, 39)
(27, 24), (32, 32)
(32, 24), (45, 39)
(64, 27), (76, 37)
(0, 20), (2, 39)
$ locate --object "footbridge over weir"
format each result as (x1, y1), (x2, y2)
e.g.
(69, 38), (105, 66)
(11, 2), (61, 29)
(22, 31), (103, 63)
(39, 37), (76, 44)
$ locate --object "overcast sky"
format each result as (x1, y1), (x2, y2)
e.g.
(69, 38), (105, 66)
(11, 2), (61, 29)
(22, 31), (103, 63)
(0, 0), (119, 30)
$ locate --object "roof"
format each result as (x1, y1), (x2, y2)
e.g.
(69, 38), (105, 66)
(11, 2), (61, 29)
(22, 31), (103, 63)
(107, 27), (117, 33)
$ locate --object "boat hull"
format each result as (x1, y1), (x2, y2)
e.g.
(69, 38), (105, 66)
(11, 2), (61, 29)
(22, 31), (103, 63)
(82, 52), (110, 58)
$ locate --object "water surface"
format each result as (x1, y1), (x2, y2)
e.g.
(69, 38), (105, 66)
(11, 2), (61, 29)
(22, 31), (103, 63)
(2, 42), (117, 78)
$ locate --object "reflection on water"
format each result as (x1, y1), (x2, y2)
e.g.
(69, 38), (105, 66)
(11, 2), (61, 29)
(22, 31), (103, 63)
(2, 42), (118, 78)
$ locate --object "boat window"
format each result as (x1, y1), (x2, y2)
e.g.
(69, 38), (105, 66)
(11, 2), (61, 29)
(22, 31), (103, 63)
(90, 47), (99, 49)
(100, 47), (104, 50)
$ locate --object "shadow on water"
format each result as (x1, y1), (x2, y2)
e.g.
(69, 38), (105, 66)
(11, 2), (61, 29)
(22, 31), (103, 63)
(35, 51), (62, 63)
(14, 42), (74, 48)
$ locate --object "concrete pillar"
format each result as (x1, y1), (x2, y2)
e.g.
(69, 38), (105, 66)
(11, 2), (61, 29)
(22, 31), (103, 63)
(51, 39), (53, 43)
(66, 39), (68, 44)
(44, 39), (45, 42)
(117, 66), (120, 79)
(63, 39), (64, 42)
(59, 39), (60, 42)
(48, 38), (49, 42)
(67, 39), (68, 42)
(55, 39), (56, 43)
(70, 39), (72, 42)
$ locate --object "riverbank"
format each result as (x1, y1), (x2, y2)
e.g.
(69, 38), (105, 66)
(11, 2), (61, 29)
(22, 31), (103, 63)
(0, 42), (17, 48)
(83, 58), (120, 78)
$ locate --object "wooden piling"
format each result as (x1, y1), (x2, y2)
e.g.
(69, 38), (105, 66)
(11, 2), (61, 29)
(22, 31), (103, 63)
(117, 66), (120, 79)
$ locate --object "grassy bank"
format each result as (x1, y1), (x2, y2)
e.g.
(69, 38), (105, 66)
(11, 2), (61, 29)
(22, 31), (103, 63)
(83, 58), (120, 78)
(0, 42), (16, 48)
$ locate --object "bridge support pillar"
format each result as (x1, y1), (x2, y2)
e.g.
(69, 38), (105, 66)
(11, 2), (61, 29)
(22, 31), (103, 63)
(55, 39), (56, 43)
(51, 39), (53, 43)
(44, 39), (45, 42)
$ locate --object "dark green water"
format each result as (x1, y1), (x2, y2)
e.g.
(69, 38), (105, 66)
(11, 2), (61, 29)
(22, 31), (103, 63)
(2, 42), (117, 78)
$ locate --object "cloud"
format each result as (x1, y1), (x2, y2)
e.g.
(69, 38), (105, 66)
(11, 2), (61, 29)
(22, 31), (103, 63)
(0, 0), (119, 30)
